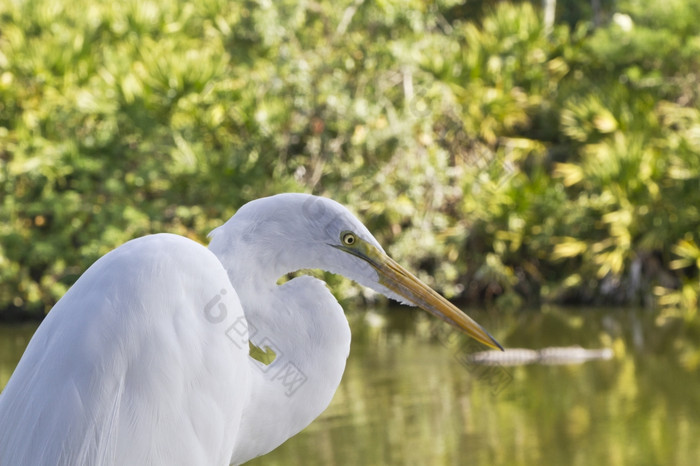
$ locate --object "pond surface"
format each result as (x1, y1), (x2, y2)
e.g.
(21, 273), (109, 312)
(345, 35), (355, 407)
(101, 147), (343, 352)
(2, 306), (699, 465)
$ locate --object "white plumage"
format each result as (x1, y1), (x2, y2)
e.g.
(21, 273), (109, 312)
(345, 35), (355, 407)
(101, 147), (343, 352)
(0, 193), (500, 465)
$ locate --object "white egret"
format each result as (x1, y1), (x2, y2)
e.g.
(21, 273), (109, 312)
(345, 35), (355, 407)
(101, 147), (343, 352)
(0, 193), (501, 465)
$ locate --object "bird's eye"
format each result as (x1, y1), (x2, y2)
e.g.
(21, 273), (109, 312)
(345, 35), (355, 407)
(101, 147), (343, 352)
(341, 232), (357, 246)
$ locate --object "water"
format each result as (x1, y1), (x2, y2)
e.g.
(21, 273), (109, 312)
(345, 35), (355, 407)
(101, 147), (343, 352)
(2, 306), (699, 465)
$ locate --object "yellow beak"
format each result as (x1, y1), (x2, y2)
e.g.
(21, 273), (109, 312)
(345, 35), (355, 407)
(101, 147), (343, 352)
(337, 240), (503, 351)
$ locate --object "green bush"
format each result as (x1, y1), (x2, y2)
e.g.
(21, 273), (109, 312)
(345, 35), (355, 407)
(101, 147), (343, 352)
(1, 0), (698, 317)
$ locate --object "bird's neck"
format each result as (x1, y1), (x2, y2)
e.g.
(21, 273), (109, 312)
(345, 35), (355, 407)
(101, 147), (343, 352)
(210, 242), (351, 465)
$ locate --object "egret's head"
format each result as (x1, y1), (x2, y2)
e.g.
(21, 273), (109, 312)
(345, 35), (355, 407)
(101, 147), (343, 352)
(210, 193), (502, 351)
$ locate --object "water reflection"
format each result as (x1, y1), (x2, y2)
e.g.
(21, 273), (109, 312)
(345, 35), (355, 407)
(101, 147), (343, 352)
(1, 307), (699, 465)
(0, 323), (35, 390)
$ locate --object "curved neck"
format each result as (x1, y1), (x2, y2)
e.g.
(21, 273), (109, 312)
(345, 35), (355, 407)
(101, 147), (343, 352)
(209, 240), (351, 465)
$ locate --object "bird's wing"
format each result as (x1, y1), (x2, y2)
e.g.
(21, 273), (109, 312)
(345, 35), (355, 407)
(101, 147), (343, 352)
(0, 234), (249, 466)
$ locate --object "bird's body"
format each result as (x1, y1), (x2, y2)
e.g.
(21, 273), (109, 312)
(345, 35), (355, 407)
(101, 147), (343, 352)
(0, 235), (249, 464)
(0, 194), (500, 465)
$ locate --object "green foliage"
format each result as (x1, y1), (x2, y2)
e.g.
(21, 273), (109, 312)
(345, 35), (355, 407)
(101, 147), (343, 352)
(1, 0), (699, 316)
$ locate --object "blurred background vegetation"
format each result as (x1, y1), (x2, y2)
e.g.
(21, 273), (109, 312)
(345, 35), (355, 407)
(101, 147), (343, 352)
(1, 0), (698, 319)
